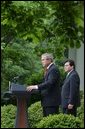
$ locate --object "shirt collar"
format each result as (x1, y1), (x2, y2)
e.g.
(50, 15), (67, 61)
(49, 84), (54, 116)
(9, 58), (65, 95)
(67, 69), (74, 76)
(47, 63), (54, 70)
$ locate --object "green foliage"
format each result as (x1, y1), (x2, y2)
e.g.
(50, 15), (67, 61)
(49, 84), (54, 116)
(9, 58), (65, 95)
(1, 102), (42, 128)
(1, 1), (84, 49)
(1, 104), (16, 128)
(28, 91), (84, 128)
(48, 1), (84, 47)
(58, 66), (66, 87)
(26, 70), (43, 85)
(28, 101), (43, 128)
(36, 114), (81, 128)
(1, 1), (49, 43)
(77, 91), (84, 128)
(1, 94), (84, 128)
(1, 1), (84, 98)
(1, 40), (42, 91)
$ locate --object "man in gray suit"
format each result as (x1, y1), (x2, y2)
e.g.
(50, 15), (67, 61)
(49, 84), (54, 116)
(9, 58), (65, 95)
(61, 59), (80, 117)
(26, 53), (61, 117)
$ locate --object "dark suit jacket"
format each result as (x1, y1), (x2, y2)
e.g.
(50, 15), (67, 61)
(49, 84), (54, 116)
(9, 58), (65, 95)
(61, 70), (80, 108)
(38, 64), (61, 107)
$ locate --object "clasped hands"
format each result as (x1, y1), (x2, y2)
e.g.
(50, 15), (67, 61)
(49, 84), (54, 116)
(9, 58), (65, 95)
(26, 85), (38, 92)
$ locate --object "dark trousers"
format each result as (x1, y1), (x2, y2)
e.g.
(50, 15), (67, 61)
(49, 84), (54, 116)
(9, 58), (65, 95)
(43, 106), (59, 117)
(62, 106), (77, 117)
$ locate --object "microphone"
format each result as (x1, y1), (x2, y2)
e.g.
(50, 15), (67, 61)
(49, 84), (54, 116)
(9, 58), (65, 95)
(12, 76), (20, 83)
(13, 76), (19, 80)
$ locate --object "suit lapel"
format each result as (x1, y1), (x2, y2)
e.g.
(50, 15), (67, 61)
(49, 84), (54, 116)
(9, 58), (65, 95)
(44, 64), (54, 78)
(65, 70), (74, 80)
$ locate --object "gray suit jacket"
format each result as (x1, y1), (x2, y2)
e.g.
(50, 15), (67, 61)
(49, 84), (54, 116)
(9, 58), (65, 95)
(61, 70), (80, 108)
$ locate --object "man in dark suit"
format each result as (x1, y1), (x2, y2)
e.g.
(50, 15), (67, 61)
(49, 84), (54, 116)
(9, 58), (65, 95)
(61, 59), (80, 117)
(26, 53), (61, 117)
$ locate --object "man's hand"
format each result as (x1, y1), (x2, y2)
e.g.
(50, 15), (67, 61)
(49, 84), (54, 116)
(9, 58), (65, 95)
(68, 104), (74, 109)
(26, 85), (38, 92)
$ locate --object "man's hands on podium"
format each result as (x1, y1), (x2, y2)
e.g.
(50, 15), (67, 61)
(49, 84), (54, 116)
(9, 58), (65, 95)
(26, 85), (38, 92)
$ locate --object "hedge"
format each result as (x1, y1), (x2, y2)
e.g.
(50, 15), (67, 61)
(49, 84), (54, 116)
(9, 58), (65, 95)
(77, 92), (84, 128)
(1, 102), (43, 128)
(36, 114), (81, 128)
(28, 101), (43, 128)
(1, 104), (16, 128)
(1, 91), (84, 128)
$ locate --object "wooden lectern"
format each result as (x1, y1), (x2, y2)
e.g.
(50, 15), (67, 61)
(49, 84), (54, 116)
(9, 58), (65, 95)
(10, 83), (31, 128)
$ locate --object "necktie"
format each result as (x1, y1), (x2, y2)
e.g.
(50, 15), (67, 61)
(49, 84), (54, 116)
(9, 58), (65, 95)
(66, 73), (69, 78)
(44, 67), (48, 76)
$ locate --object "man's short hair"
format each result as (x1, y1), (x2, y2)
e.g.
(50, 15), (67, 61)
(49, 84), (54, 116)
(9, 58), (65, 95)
(41, 53), (54, 61)
(64, 59), (75, 69)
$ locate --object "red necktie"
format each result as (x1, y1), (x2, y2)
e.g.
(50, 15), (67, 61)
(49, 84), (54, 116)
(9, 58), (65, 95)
(44, 67), (48, 76)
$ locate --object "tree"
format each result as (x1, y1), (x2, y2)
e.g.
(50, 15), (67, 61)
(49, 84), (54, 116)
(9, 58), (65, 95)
(1, 1), (84, 49)
(1, 1), (84, 91)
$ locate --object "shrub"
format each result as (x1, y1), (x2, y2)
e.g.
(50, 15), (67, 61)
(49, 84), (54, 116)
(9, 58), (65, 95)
(1, 104), (16, 128)
(77, 91), (84, 128)
(1, 101), (42, 128)
(1, 91), (84, 128)
(28, 101), (43, 128)
(36, 113), (82, 128)
(26, 71), (43, 85)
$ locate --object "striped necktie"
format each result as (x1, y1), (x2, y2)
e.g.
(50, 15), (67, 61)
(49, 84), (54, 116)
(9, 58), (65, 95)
(66, 73), (69, 78)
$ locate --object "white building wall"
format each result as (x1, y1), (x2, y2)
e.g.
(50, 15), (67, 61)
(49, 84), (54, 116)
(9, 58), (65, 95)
(69, 43), (84, 90)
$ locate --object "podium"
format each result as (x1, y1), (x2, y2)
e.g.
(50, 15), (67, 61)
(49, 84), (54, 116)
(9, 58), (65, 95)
(10, 83), (31, 128)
